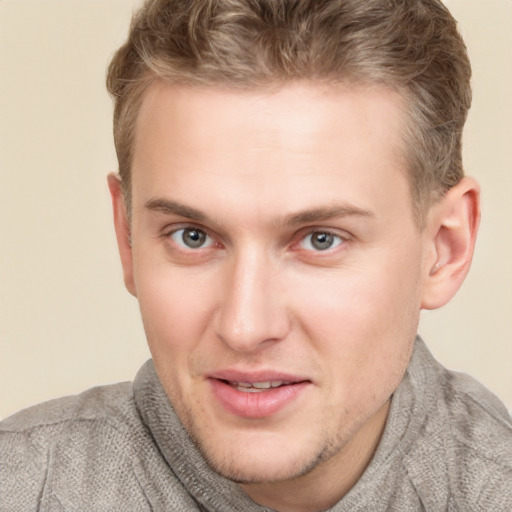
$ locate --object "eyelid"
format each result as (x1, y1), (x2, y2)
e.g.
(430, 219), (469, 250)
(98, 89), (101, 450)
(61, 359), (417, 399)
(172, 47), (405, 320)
(162, 221), (208, 236)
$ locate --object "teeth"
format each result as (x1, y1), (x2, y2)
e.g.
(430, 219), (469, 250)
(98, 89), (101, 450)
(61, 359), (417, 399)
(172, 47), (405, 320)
(229, 380), (287, 391)
(252, 382), (271, 389)
(236, 382), (253, 388)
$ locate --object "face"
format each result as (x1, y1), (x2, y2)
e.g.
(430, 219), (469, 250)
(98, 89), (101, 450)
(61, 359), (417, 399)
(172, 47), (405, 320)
(122, 81), (430, 488)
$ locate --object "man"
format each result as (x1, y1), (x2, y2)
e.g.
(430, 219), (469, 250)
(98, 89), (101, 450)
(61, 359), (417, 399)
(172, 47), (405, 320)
(1, 0), (511, 510)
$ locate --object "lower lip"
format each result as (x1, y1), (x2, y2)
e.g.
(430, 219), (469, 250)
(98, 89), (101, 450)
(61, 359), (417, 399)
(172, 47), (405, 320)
(209, 379), (310, 419)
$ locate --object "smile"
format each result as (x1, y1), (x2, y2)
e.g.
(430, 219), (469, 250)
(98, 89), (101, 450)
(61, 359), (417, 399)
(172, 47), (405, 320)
(209, 376), (311, 418)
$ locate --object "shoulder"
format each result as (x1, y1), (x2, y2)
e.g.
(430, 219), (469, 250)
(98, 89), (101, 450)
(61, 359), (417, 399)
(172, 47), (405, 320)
(442, 370), (512, 508)
(405, 345), (512, 510)
(0, 380), (139, 450)
(0, 382), (152, 510)
(1, 380), (134, 432)
(438, 366), (512, 463)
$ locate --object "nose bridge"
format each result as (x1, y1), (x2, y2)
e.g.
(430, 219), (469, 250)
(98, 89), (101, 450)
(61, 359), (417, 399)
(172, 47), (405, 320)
(216, 244), (288, 352)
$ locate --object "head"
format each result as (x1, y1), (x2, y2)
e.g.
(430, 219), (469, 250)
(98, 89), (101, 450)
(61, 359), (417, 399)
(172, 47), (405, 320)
(106, 0), (479, 509)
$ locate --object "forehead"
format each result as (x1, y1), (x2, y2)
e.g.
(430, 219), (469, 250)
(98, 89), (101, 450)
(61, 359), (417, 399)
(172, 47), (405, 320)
(131, 80), (411, 224)
(134, 79), (407, 152)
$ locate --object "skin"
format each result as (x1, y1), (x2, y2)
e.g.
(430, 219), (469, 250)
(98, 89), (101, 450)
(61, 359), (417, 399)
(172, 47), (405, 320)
(109, 81), (479, 512)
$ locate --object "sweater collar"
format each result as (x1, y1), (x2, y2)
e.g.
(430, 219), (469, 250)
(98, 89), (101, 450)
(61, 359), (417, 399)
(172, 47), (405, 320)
(133, 337), (435, 511)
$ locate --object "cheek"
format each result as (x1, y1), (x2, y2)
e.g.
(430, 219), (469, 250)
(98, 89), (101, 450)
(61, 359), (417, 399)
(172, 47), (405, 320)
(134, 261), (216, 359)
(289, 252), (421, 394)
(293, 261), (421, 341)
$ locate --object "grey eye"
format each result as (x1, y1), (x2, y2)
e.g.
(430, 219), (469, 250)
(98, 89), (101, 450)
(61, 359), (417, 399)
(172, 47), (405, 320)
(301, 231), (343, 251)
(171, 228), (213, 249)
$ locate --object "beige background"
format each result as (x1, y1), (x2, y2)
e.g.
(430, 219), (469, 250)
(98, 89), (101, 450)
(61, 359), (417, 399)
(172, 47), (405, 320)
(0, 0), (510, 419)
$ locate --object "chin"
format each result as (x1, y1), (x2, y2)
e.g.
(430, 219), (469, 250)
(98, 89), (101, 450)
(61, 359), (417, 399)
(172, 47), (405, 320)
(205, 450), (320, 485)
(191, 427), (338, 485)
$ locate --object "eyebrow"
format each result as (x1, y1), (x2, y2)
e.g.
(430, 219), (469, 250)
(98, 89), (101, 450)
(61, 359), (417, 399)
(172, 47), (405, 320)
(145, 198), (374, 225)
(283, 205), (374, 226)
(145, 198), (207, 222)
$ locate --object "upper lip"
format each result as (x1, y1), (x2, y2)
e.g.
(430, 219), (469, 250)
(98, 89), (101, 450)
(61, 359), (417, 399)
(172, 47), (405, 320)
(208, 369), (310, 384)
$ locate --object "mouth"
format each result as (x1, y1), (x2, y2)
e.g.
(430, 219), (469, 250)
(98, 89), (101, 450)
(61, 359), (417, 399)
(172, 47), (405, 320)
(208, 373), (311, 418)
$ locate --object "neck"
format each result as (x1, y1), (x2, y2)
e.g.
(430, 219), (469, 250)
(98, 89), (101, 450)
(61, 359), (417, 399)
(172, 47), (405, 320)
(240, 400), (390, 512)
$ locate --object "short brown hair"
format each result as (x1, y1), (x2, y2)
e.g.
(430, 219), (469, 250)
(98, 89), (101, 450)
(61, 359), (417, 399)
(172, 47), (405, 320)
(107, 0), (471, 225)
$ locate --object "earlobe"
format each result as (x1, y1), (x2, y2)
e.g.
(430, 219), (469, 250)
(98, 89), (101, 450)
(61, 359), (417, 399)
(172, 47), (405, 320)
(421, 177), (480, 310)
(107, 173), (137, 297)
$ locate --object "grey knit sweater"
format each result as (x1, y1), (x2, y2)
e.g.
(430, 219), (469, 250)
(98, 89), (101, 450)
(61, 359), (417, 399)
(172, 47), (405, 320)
(1, 338), (511, 511)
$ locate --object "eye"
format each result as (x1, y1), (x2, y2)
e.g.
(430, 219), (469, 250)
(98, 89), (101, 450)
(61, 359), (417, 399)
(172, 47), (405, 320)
(300, 231), (344, 251)
(170, 227), (214, 249)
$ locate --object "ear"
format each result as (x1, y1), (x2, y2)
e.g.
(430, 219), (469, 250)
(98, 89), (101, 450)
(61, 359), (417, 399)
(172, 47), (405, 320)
(421, 177), (480, 310)
(107, 173), (137, 297)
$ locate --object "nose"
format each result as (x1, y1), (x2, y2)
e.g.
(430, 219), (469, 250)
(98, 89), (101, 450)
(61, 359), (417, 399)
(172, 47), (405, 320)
(214, 248), (290, 352)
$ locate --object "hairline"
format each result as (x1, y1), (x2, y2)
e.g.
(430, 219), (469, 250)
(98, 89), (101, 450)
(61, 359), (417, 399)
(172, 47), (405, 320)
(121, 75), (430, 230)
